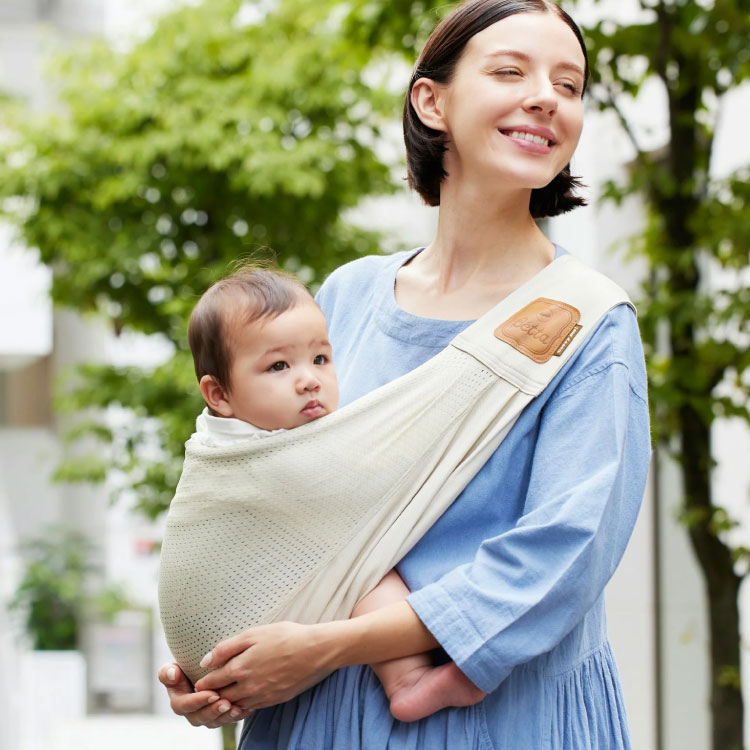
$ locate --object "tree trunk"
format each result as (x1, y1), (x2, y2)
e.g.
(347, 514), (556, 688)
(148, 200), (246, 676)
(679, 403), (744, 750)
(656, 9), (745, 737)
(221, 724), (236, 750)
(706, 572), (743, 750)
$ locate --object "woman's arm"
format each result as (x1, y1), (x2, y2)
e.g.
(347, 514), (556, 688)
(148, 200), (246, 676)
(406, 310), (651, 693)
(192, 600), (438, 708)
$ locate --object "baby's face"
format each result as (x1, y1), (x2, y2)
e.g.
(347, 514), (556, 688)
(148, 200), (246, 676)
(223, 299), (339, 430)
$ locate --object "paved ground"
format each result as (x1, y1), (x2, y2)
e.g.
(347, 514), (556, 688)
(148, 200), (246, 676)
(52, 716), (227, 750)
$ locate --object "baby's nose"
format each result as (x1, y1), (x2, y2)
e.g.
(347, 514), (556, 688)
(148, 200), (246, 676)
(297, 370), (321, 392)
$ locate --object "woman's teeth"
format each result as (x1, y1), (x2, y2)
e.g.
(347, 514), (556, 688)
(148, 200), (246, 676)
(506, 130), (550, 146)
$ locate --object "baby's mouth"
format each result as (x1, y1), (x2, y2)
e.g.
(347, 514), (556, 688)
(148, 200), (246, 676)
(301, 400), (324, 415)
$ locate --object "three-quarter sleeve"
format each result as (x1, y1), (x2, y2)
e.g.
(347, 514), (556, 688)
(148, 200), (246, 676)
(407, 313), (651, 693)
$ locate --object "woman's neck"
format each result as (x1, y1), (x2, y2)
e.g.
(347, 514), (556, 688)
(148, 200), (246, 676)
(394, 182), (556, 320)
(431, 190), (552, 286)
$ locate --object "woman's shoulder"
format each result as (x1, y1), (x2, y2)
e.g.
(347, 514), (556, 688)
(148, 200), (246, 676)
(319, 251), (411, 292)
(315, 250), (414, 317)
(556, 301), (648, 403)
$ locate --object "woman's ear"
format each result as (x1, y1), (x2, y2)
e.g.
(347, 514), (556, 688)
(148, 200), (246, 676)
(199, 374), (234, 418)
(410, 77), (448, 132)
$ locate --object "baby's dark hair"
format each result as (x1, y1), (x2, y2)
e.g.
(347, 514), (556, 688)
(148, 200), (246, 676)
(188, 265), (309, 391)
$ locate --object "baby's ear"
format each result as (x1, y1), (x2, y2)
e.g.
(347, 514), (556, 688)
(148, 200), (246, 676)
(199, 375), (233, 417)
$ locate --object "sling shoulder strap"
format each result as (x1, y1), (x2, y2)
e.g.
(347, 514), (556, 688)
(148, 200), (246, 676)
(451, 253), (633, 395)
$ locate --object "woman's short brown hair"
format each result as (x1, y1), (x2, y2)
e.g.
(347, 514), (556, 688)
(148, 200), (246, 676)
(403, 0), (589, 216)
(188, 266), (308, 391)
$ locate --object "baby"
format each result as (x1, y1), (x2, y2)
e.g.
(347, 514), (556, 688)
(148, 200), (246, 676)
(187, 266), (485, 722)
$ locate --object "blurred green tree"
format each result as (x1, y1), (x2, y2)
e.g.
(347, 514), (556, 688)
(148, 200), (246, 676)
(0, 0), (425, 518)
(580, 1), (750, 748)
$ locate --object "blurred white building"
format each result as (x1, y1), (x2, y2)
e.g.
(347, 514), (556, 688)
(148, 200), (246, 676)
(1, 1), (749, 749)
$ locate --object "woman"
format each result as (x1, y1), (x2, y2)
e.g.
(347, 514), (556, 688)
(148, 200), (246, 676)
(160, 0), (651, 747)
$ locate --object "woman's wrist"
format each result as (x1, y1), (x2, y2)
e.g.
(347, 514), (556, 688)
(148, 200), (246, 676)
(317, 600), (439, 671)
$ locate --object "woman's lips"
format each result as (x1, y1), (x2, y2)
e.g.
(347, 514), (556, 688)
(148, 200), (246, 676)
(499, 126), (556, 154)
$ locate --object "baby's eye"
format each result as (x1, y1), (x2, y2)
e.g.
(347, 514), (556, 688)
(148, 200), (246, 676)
(268, 361), (289, 371)
(313, 354), (328, 365)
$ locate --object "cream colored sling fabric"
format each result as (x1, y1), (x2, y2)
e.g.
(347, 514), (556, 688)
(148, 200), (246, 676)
(159, 255), (632, 682)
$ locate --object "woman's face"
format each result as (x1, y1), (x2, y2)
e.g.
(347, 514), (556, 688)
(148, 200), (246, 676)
(430, 11), (586, 195)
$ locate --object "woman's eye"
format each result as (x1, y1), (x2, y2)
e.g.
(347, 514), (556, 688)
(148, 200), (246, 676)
(557, 81), (582, 96)
(313, 354), (328, 365)
(496, 68), (522, 77)
(268, 361), (288, 371)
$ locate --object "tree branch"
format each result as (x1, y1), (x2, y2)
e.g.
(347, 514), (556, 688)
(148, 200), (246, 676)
(655, 0), (670, 82)
(589, 83), (648, 163)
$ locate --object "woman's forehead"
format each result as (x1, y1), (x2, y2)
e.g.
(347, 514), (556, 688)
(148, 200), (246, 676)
(463, 11), (585, 68)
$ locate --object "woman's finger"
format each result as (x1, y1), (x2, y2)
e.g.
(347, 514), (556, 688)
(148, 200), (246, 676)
(169, 689), (223, 717)
(202, 706), (255, 728)
(194, 621), (334, 706)
(194, 662), (238, 692)
(216, 684), (276, 706)
(158, 662), (191, 691)
(157, 662), (233, 722)
(198, 629), (256, 670)
(188, 699), (251, 727)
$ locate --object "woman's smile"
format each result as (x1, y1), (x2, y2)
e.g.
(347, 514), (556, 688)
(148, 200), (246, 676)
(498, 125), (557, 154)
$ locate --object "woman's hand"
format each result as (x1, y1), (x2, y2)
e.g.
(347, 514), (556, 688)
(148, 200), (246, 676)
(193, 621), (336, 709)
(158, 662), (253, 728)
(193, 602), (439, 710)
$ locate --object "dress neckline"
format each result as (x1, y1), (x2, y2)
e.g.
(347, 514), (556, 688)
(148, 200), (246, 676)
(373, 244), (566, 345)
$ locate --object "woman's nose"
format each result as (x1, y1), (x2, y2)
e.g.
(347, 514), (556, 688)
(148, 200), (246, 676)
(523, 79), (558, 116)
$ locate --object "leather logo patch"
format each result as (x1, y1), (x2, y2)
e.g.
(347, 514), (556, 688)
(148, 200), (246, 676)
(494, 298), (582, 363)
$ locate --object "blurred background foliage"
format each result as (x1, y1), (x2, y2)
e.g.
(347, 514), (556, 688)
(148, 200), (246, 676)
(584, 4), (750, 747)
(9, 527), (93, 650)
(0, 0), (449, 518)
(8, 526), (132, 650)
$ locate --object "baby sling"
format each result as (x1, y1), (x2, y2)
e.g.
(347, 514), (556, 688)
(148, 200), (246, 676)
(159, 254), (632, 683)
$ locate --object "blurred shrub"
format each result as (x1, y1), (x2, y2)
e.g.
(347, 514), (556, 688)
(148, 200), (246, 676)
(8, 525), (131, 649)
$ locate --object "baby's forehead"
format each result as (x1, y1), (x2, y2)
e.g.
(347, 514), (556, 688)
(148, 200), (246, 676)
(223, 294), (325, 350)
(220, 297), (270, 342)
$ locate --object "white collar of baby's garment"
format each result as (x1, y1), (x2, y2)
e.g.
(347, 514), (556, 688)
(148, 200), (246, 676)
(196, 407), (286, 440)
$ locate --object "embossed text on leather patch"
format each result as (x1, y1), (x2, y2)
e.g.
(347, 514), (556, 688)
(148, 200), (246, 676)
(494, 298), (582, 364)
